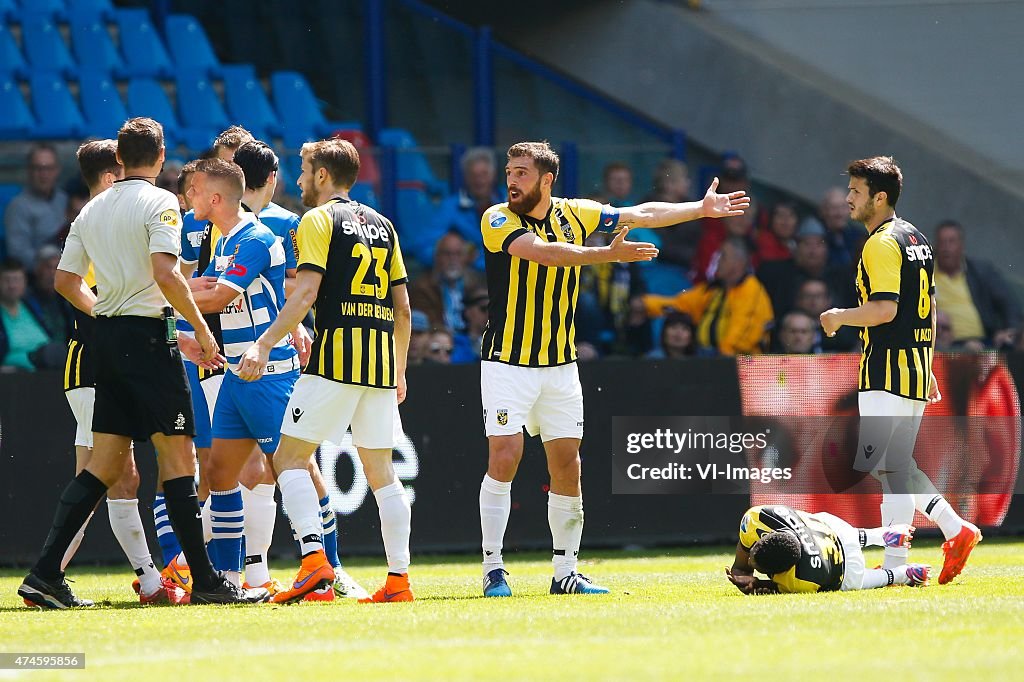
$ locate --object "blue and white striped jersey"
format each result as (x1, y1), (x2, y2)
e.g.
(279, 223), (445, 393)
(202, 216), (296, 373)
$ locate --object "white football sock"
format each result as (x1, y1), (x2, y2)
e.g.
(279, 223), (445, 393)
(548, 492), (584, 581)
(862, 567), (911, 588)
(480, 475), (511, 574)
(61, 510), (94, 571)
(880, 492), (914, 569)
(241, 483), (277, 586)
(373, 481), (411, 574)
(200, 497), (213, 543)
(107, 499), (162, 595)
(914, 491), (966, 541)
(277, 469), (323, 556)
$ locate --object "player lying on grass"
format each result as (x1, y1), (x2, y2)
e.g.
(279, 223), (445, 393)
(725, 505), (929, 594)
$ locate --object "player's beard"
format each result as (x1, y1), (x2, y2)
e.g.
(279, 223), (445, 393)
(300, 179), (319, 208)
(508, 178), (543, 215)
(851, 202), (874, 226)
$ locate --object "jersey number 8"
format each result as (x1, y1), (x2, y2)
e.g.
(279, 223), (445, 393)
(918, 269), (931, 319)
(351, 243), (390, 299)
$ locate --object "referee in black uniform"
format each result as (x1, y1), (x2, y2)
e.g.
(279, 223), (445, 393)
(18, 118), (267, 608)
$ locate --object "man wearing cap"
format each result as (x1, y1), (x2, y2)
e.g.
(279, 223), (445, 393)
(452, 288), (489, 364)
(757, 220), (855, 320)
(408, 310), (432, 366)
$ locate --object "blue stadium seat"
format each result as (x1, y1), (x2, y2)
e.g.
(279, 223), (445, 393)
(21, 12), (77, 76)
(0, 0), (17, 22)
(18, 0), (65, 20)
(29, 72), (86, 138)
(176, 71), (228, 146)
(115, 8), (173, 78)
(221, 63), (280, 139)
(271, 71), (351, 148)
(165, 14), (221, 77)
(349, 183), (379, 209)
(0, 75), (34, 139)
(78, 71), (127, 138)
(69, 11), (121, 75)
(378, 128), (445, 195)
(0, 23), (27, 78)
(126, 78), (180, 144)
(68, 0), (113, 19)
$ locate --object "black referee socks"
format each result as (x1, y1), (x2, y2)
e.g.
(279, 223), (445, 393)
(33, 470), (108, 579)
(162, 476), (220, 590)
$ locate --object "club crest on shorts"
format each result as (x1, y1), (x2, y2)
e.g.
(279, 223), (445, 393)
(497, 409), (508, 426)
(174, 412), (186, 430)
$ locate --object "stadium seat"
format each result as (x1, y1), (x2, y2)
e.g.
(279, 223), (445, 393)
(0, 23), (27, 78)
(0, 0), (17, 23)
(17, 0), (66, 20)
(270, 70), (351, 148)
(126, 77), (180, 144)
(0, 75), (34, 139)
(114, 8), (173, 78)
(68, 0), (113, 20)
(69, 11), (121, 75)
(165, 14), (221, 77)
(29, 72), (86, 138)
(378, 128), (445, 195)
(176, 71), (229, 146)
(348, 183), (379, 209)
(21, 12), (77, 76)
(78, 71), (127, 138)
(221, 63), (280, 139)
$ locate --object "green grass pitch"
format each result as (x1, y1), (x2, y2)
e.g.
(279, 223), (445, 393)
(2, 539), (1023, 681)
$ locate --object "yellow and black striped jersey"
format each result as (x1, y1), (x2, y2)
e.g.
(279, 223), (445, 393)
(298, 198), (408, 388)
(739, 505), (845, 593)
(479, 198), (618, 367)
(856, 217), (935, 401)
(65, 265), (95, 391)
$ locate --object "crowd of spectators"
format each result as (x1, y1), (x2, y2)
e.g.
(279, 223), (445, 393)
(4, 142), (1022, 371)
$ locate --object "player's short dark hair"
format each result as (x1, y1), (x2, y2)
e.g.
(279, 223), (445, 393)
(178, 159), (199, 195)
(117, 117), (164, 168)
(233, 141), (278, 190)
(213, 125), (255, 153)
(749, 531), (802, 575)
(847, 156), (902, 207)
(194, 158), (245, 202)
(507, 141), (559, 182)
(76, 139), (121, 189)
(301, 139), (360, 189)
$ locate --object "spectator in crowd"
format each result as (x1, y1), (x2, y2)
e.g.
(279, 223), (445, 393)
(407, 310), (432, 367)
(934, 311), (955, 352)
(790, 278), (858, 352)
(776, 310), (821, 354)
(642, 238), (773, 356)
(646, 311), (696, 359)
(0, 259), (52, 371)
(599, 162), (634, 207)
(628, 158), (697, 295)
(693, 202), (759, 283)
(758, 221), (854, 319)
(5, 144), (68, 266)
(50, 179), (90, 249)
(425, 328), (454, 365)
(416, 147), (501, 271)
(409, 232), (486, 334)
(756, 201), (799, 263)
(156, 160), (183, 197)
(576, 232), (652, 357)
(799, 187), (864, 268)
(933, 220), (1021, 349)
(452, 288), (489, 364)
(25, 244), (72, 342)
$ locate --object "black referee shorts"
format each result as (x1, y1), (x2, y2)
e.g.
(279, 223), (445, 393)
(92, 315), (196, 442)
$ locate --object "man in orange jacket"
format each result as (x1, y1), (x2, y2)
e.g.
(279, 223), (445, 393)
(643, 237), (773, 355)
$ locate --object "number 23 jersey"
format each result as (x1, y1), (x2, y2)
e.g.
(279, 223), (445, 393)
(297, 197), (408, 389)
